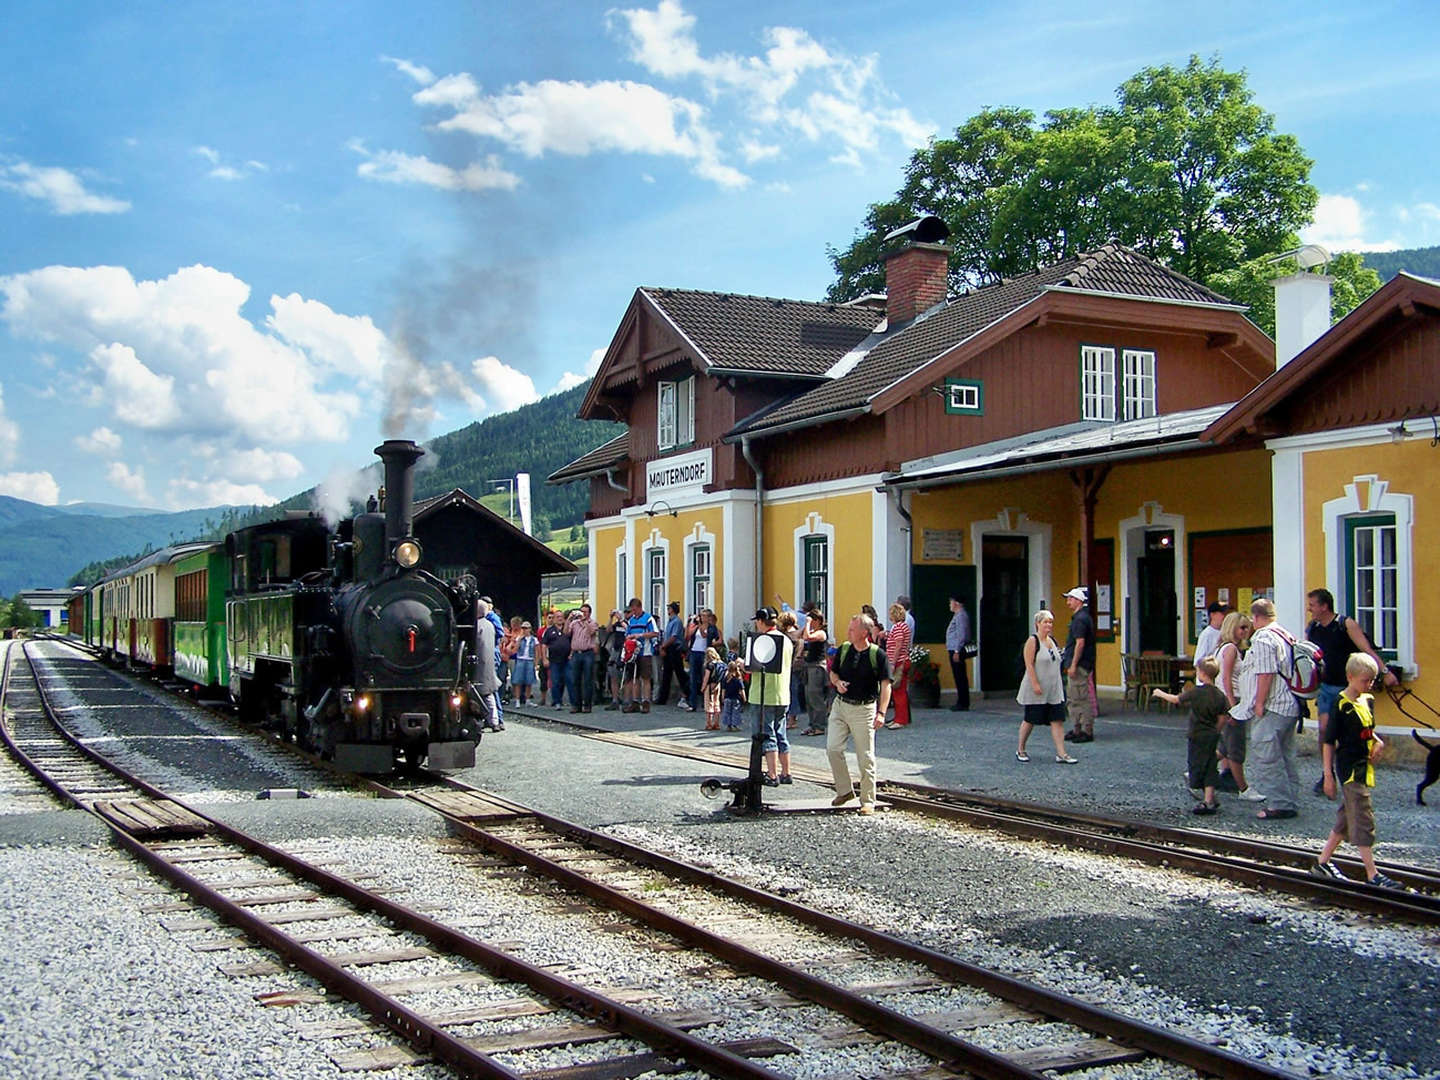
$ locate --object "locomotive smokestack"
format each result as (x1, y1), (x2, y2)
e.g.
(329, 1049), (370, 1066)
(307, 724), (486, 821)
(374, 439), (424, 546)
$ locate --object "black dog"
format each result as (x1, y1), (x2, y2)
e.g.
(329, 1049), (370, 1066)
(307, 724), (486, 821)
(1415, 731), (1440, 805)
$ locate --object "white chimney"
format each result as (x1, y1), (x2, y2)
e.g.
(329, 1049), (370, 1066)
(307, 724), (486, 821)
(1273, 270), (1332, 368)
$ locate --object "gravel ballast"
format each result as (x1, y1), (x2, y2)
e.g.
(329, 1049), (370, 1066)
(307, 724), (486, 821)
(3, 641), (1437, 1078)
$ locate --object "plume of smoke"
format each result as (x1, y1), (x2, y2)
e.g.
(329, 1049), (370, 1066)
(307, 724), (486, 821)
(313, 461), (379, 526)
(381, 251), (534, 439)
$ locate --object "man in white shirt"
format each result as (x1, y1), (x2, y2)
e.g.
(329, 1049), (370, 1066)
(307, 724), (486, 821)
(1193, 602), (1226, 667)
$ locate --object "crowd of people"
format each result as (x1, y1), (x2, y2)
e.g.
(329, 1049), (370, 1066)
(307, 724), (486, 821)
(476, 584), (1404, 880)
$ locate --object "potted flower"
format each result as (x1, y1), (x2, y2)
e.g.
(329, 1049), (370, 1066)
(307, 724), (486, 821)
(908, 645), (941, 709)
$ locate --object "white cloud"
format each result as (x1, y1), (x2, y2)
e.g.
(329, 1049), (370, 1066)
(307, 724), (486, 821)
(349, 142), (521, 192)
(0, 383), (19, 465)
(553, 346), (606, 394)
(382, 55), (436, 86)
(227, 447), (304, 483)
(106, 461), (149, 502)
(471, 355), (539, 412)
(193, 146), (267, 181)
(89, 343), (181, 427)
(194, 146), (220, 165)
(413, 72), (480, 109)
(0, 161), (130, 215)
(74, 426), (122, 455)
(1302, 193), (1401, 253)
(0, 471), (59, 504)
(0, 263), (376, 445)
(429, 78), (746, 188)
(740, 140), (781, 163)
(166, 476), (276, 510)
(610, 1), (927, 155)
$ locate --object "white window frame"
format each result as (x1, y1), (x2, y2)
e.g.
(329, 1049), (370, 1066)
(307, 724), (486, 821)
(1348, 515), (1399, 656)
(691, 544), (712, 613)
(646, 546), (667, 619)
(791, 511), (836, 622)
(1122, 349), (1157, 420)
(1322, 473), (1415, 676)
(657, 376), (695, 451)
(1081, 346), (1115, 421)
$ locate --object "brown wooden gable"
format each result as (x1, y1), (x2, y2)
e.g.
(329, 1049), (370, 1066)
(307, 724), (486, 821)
(1205, 273), (1440, 443)
(577, 290), (759, 508)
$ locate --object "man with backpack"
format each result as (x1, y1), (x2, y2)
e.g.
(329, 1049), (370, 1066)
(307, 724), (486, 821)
(1306, 588), (1398, 796)
(1239, 598), (1304, 819)
(827, 613), (893, 816)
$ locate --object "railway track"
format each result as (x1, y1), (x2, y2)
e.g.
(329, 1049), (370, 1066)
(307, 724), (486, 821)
(5, 638), (1314, 1079)
(518, 711), (1440, 926)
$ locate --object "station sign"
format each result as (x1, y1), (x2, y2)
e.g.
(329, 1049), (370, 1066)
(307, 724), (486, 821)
(646, 447), (712, 501)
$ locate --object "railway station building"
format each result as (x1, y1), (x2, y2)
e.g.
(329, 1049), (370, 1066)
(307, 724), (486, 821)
(550, 218), (1435, 721)
(1203, 271), (1440, 726)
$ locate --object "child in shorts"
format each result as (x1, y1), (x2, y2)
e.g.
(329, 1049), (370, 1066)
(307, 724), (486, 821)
(1152, 656), (1229, 815)
(1312, 653), (1400, 888)
(510, 622), (537, 705)
(701, 646), (724, 730)
(720, 659), (746, 731)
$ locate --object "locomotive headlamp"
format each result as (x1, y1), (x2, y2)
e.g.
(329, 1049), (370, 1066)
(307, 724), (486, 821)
(355, 694), (371, 713)
(395, 539), (422, 568)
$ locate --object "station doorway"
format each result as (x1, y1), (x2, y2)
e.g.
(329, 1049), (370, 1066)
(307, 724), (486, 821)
(980, 535), (1030, 690)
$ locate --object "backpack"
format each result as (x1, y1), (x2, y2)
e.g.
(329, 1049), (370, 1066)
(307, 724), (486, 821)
(1263, 625), (1325, 699)
(837, 642), (881, 675)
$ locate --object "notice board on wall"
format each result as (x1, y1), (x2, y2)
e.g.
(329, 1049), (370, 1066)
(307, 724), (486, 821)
(1187, 529), (1273, 645)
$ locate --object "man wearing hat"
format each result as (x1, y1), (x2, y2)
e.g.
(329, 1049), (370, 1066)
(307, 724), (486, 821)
(748, 607), (794, 786)
(1061, 587), (1096, 742)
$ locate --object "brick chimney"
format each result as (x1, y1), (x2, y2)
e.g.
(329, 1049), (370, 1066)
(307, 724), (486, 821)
(883, 215), (951, 325)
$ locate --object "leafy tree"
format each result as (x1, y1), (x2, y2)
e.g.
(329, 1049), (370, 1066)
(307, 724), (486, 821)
(569, 524), (583, 542)
(1208, 252), (1382, 338)
(827, 55), (1317, 300)
(8, 593), (39, 630)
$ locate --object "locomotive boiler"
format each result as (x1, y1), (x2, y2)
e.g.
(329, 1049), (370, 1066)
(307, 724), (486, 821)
(226, 439), (481, 772)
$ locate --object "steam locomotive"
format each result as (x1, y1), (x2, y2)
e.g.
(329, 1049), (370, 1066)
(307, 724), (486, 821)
(70, 439), (483, 773)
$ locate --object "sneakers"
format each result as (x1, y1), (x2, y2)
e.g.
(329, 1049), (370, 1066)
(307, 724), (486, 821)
(1236, 787), (1266, 802)
(679, 702), (693, 712)
(763, 776), (779, 787)
(1309, 860), (1345, 880)
(1367, 872), (1403, 890)
(1192, 801), (1221, 816)
(831, 790), (857, 806)
(778, 774), (792, 785)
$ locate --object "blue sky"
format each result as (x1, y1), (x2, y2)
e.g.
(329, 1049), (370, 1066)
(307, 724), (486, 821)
(2, 0), (1437, 512)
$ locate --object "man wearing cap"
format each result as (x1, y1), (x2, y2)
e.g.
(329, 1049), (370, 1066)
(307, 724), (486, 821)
(748, 607), (794, 786)
(1062, 587), (1096, 742)
(828, 613), (893, 814)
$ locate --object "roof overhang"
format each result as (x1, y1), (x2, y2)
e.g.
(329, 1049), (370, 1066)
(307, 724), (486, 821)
(1203, 272), (1440, 444)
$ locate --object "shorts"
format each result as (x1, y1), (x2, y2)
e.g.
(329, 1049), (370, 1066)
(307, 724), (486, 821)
(1333, 780), (1376, 847)
(1187, 730), (1221, 790)
(1023, 702), (1066, 726)
(1219, 718), (1246, 763)
(752, 705), (789, 754)
(510, 659), (536, 686)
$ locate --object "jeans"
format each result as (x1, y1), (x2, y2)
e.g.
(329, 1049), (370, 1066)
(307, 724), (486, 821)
(750, 703), (789, 753)
(568, 649), (595, 708)
(805, 662), (830, 729)
(549, 657), (570, 705)
(687, 650), (707, 711)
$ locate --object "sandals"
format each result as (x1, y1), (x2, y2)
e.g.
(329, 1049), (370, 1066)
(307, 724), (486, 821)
(1055, 754), (1079, 764)
(1015, 751), (1030, 763)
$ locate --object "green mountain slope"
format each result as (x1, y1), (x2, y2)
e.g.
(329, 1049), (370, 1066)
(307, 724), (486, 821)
(0, 506), (241, 595)
(1358, 245), (1440, 282)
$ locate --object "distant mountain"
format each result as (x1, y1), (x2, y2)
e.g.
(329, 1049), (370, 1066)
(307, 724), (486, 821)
(1358, 245), (1440, 282)
(55, 501), (166, 517)
(0, 504), (243, 595)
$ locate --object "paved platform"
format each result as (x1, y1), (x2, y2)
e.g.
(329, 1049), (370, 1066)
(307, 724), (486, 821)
(506, 692), (1440, 867)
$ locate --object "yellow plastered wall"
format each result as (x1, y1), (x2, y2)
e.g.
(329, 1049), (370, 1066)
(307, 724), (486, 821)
(1092, 449), (1272, 687)
(762, 492), (871, 626)
(910, 472), (1076, 692)
(590, 523), (626, 615)
(625, 505), (728, 622)
(1301, 440), (1439, 726)
(906, 449), (1272, 692)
